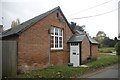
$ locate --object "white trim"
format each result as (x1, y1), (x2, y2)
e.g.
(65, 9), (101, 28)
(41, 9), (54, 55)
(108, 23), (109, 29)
(58, 29), (60, 48)
(50, 27), (63, 50)
(62, 30), (63, 48)
(53, 28), (55, 48)
(70, 43), (80, 67)
(51, 48), (63, 50)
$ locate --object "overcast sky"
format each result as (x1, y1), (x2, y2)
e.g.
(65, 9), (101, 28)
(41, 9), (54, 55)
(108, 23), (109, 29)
(0, 0), (120, 39)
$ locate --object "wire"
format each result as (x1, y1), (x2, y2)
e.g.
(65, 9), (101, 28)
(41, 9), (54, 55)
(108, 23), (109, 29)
(68, 0), (113, 16)
(69, 7), (119, 20)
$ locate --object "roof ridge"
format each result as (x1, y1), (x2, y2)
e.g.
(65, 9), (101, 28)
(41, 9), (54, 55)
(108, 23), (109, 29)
(20, 6), (60, 25)
(2, 6), (61, 37)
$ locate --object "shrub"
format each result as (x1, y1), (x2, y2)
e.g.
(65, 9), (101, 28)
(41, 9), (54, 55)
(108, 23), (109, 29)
(115, 41), (120, 55)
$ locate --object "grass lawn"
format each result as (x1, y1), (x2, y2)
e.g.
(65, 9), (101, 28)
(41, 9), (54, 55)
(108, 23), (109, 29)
(98, 47), (115, 53)
(17, 53), (118, 78)
(87, 53), (118, 69)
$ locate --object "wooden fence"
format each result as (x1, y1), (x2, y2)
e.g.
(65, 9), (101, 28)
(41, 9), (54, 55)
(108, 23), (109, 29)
(2, 41), (17, 78)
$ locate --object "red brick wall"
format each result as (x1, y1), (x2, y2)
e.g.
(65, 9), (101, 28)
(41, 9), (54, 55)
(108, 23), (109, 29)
(91, 44), (98, 59)
(81, 36), (90, 64)
(18, 10), (73, 72)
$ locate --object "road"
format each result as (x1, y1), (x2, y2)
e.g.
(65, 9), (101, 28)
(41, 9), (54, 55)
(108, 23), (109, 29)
(80, 64), (120, 78)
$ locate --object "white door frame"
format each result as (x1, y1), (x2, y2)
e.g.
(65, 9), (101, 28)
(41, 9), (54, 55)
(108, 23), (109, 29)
(70, 43), (80, 67)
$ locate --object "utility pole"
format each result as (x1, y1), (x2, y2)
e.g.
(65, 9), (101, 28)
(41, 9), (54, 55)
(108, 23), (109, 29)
(0, 1), (2, 80)
(118, 1), (120, 40)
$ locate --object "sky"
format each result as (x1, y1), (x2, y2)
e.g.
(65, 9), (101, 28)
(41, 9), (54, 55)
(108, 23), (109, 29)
(0, 0), (120, 39)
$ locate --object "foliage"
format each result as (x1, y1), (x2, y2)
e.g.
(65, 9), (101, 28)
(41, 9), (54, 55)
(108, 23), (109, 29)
(115, 41), (120, 55)
(99, 47), (115, 53)
(96, 31), (106, 37)
(17, 54), (118, 78)
(70, 22), (76, 30)
(96, 31), (106, 41)
(11, 18), (20, 28)
(94, 31), (118, 47)
(94, 31), (106, 47)
(87, 54), (118, 69)
(118, 33), (120, 38)
(101, 37), (117, 47)
(18, 65), (89, 78)
(70, 22), (85, 32)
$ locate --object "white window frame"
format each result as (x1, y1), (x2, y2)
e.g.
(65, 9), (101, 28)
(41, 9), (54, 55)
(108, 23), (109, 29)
(50, 27), (63, 50)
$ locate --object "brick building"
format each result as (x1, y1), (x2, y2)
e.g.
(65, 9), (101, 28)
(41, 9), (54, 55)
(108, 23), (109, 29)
(68, 27), (98, 66)
(2, 6), (98, 76)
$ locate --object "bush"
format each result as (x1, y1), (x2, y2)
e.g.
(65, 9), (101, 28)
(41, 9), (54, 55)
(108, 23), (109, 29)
(115, 41), (120, 55)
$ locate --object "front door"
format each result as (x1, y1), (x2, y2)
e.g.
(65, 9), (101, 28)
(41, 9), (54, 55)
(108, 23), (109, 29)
(70, 43), (80, 67)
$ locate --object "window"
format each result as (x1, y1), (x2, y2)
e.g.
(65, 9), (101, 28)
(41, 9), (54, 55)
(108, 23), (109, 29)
(56, 13), (59, 18)
(50, 27), (63, 50)
(71, 43), (78, 46)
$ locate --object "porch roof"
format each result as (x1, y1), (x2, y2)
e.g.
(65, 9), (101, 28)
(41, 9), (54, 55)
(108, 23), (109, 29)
(67, 34), (85, 43)
(88, 37), (99, 44)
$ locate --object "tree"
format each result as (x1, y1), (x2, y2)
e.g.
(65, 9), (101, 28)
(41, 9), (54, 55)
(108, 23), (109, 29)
(115, 41), (120, 55)
(16, 18), (20, 24)
(77, 25), (85, 32)
(101, 37), (110, 47)
(118, 33), (120, 38)
(70, 22), (76, 30)
(70, 22), (85, 32)
(11, 18), (20, 28)
(101, 37), (116, 47)
(95, 31), (106, 47)
(114, 37), (117, 41)
(11, 20), (17, 28)
(96, 31), (106, 40)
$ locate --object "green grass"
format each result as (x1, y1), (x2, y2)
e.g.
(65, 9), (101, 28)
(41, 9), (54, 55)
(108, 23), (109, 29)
(17, 53), (118, 78)
(99, 47), (115, 53)
(18, 66), (90, 78)
(87, 53), (118, 69)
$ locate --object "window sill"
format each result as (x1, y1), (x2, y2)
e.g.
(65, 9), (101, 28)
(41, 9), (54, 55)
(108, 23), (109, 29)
(50, 48), (64, 51)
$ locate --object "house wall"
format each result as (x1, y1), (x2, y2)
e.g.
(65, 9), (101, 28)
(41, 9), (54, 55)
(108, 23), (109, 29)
(91, 44), (98, 59)
(18, 10), (73, 73)
(81, 36), (90, 64)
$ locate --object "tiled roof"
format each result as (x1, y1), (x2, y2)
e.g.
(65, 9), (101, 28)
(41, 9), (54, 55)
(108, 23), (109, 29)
(2, 6), (72, 38)
(88, 36), (99, 44)
(68, 34), (85, 42)
(68, 30), (98, 44)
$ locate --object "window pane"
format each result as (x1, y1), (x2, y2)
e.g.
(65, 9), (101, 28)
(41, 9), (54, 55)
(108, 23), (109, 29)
(50, 27), (63, 49)
(55, 28), (58, 35)
(71, 43), (78, 46)
(59, 29), (62, 36)
(59, 37), (62, 47)
(50, 28), (54, 35)
(50, 36), (54, 48)
(55, 36), (58, 48)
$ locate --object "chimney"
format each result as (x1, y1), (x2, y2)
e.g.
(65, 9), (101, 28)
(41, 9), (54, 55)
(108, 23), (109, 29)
(0, 25), (3, 33)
